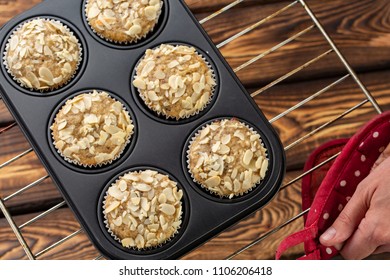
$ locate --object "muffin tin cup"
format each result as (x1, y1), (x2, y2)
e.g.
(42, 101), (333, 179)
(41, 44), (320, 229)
(0, 0), (285, 260)
(133, 43), (217, 121)
(131, 42), (220, 125)
(3, 17), (83, 93)
(186, 117), (269, 200)
(84, 0), (165, 46)
(99, 167), (189, 255)
(50, 91), (135, 169)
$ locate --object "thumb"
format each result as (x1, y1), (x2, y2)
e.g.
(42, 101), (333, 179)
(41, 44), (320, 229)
(320, 183), (369, 248)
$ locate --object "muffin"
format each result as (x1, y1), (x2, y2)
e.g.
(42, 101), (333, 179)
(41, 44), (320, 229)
(51, 91), (134, 167)
(187, 118), (269, 198)
(85, 0), (163, 43)
(4, 18), (81, 91)
(104, 170), (183, 250)
(133, 44), (216, 120)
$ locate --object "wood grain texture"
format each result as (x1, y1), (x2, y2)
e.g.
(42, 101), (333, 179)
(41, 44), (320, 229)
(0, 208), (99, 260)
(1, 70), (389, 214)
(0, 100), (14, 126)
(0, 171), (304, 260)
(201, 0), (390, 86)
(1, 0), (390, 87)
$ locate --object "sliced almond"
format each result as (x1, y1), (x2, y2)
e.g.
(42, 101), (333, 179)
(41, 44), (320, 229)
(162, 188), (174, 202)
(133, 77), (146, 90)
(221, 134), (231, 145)
(218, 145), (230, 155)
(199, 126), (210, 139)
(134, 183), (152, 192)
(118, 180), (127, 191)
(131, 196), (141, 206)
(211, 141), (221, 153)
(135, 235), (145, 248)
(141, 61), (155, 77)
(159, 203), (175, 215)
(88, 3), (101, 18)
(158, 193), (167, 204)
(168, 75), (179, 89)
(168, 60), (179, 68)
(57, 120), (67, 130)
(204, 176), (221, 188)
(243, 150), (253, 165)
(113, 216), (123, 226)
(154, 70), (166, 79)
(194, 156), (204, 169)
(144, 6), (158, 20)
(260, 159), (269, 179)
(128, 24), (142, 36)
(10, 35), (19, 51)
(122, 238), (135, 248)
(141, 197), (151, 212)
(25, 71), (40, 88)
(234, 131), (245, 141)
(105, 201), (120, 213)
(140, 172), (154, 183)
(147, 91), (159, 101)
(233, 179), (241, 192)
(255, 156), (264, 169)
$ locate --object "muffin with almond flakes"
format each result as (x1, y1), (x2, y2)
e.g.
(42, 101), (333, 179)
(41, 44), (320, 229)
(50, 91), (134, 167)
(133, 44), (216, 120)
(3, 18), (81, 91)
(85, 0), (163, 43)
(187, 118), (269, 199)
(103, 169), (183, 250)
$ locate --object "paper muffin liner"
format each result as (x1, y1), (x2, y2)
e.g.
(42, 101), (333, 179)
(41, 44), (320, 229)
(134, 44), (217, 121)
(102, 173), (183, 251)
(3, 17), (83, 93)
(50, 92), (134, 168)
(84, 0), (163, 45)
(186, 118), (269, 199)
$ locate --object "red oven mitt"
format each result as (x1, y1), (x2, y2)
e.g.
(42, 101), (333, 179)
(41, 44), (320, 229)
(276, 111), (390, 260)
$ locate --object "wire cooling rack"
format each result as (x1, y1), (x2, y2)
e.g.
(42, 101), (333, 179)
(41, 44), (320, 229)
(0, 0), (383, 260)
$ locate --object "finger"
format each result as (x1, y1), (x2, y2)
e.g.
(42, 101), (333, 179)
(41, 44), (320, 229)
(371, 143), (390, 172)
(340, 218), (377, 260)
(372, 245), (390, 255)
(320, 185), (369, 247)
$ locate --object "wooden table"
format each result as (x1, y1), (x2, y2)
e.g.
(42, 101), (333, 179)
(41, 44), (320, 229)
(1, 0), (389, 260)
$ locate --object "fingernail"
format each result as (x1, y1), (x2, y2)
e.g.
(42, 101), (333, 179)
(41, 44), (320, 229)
(321, 227), (336, 241)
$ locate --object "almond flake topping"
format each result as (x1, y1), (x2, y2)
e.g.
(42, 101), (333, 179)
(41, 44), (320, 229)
(50, 91), (134, 166)
(188, 119), (269, 198)
(133, 44), (216, 120)
(85, 0), (163, 43)
(5, 18), (81, 90)
(104, 170), (183, 249)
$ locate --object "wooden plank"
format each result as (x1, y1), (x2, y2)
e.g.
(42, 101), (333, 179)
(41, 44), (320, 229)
(0, 171), (304, 260)
(0, 100), (14, 126)
(201, 0), (390, 86)
(0, 125), (63, 216)
(0, 0), (390, 87)
(2, 171), (388, 260)
(1, 70), (389, 214)
(184, 170), (305, 260)
(0, 208), (99, 260)
(256, 70), (390, 169)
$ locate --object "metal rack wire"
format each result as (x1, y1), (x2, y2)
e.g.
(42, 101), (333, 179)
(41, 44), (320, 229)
(0, 0), (383, 260)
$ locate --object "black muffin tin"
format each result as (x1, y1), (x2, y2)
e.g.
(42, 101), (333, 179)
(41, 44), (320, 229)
(0, 0), (285, 259)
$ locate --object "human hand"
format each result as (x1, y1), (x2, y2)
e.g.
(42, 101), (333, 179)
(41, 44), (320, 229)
(319, 143), (390, 259)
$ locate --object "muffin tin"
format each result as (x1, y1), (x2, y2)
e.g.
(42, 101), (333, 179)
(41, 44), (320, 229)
(0, 0), (285, 259)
